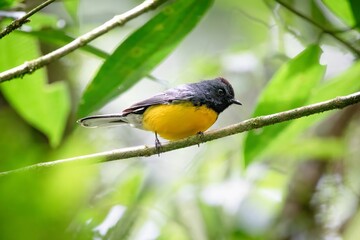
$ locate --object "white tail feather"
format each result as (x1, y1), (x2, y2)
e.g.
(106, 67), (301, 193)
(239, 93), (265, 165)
(77, 114), (128, 128)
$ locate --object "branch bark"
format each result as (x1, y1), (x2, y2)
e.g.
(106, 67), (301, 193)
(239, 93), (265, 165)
(0, 0), (56, 39)
(0, 0), (168, 83)
(1, 91), (359, 177)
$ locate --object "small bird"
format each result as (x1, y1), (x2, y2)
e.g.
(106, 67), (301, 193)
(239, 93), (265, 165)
(78, 77), (241, 150)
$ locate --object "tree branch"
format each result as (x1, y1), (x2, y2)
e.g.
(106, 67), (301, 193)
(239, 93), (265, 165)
(0, 0), (56, 39)
(274, 0), (360, 58)
(0, 0), (168, 83)
(1, 91), (359, 177)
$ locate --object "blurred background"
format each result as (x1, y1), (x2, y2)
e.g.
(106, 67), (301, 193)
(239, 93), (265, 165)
(0, 0), (360, 239)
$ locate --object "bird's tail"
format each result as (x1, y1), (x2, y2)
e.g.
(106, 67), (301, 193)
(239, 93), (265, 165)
(77, 114), (128, 128)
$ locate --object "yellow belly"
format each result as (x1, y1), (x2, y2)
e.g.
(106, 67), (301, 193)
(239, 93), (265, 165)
(142, 103), (218, 140)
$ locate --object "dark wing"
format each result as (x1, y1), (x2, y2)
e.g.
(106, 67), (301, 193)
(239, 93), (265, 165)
(122, 85), (194, 115)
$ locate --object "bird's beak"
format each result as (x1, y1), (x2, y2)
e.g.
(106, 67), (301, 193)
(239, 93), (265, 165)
(231, 99), (242, 105)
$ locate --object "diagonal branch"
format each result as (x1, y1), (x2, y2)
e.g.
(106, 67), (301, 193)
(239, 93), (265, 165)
(1, 91), (359, 177)
(0, 0), (168, 83)
(274, 0), (360, 58)
(0, 0), (56, 39)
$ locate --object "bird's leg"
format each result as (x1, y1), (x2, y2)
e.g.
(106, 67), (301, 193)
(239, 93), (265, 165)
(155, 132), (162, 156)
(196, 131), (205, 147)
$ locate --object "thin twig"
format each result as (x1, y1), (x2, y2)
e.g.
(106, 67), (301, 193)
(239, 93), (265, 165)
(1, 91), (359, 177)
(0, 0), (56, 39)
(0, 0), (168, 83)
(234, 8), (273, 29)
(274, 0), (360, 58)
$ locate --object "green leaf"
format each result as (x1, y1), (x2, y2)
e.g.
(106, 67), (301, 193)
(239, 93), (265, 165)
(0, 33), (70, 147)
(0, 107), (48, 171)
(22, 29), (109, 59)
(26, 12), (59, 30)
(20, 14), (105, 59)
(268, 138), (345, 160)
(271, 60), (360, 148)
(247, 60), (360, 165)
(0, 158), (95, 239)
(77, 0), (214, 117)
(63, 0), (79, 21)
(322, 0), (356, 27)
(243, 45), (325, 166)
(0, 0), (17, 9)
(349, 0), (360, 28)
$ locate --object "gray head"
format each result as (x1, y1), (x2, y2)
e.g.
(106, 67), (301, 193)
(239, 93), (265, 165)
(189, 77), (241, 113)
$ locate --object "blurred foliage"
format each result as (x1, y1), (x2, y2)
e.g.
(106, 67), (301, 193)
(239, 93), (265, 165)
(244, 45), (325, 164)
(0, 0), (360, 239)
(63, 0), (79, 22)
(322, 0), (357, 27)
(0, 0), (19, 9)
(78, 0), (214, 117)
(0, 32), (70, 147)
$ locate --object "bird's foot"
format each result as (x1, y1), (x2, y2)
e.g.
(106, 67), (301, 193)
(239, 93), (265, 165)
(196, 131), (205, 147)
(155, 132), (162, 156)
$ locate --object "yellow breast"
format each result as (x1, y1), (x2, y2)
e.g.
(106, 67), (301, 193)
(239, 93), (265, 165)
(142, 102), (218, 140)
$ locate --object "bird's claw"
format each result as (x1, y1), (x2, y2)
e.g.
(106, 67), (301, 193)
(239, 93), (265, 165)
(155, 132), (162, 156)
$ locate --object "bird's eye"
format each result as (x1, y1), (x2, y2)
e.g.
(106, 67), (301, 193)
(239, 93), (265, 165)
(217, 88), (225, 96)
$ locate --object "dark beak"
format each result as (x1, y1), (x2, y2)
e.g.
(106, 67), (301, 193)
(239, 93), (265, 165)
(231, 99), (242, 105)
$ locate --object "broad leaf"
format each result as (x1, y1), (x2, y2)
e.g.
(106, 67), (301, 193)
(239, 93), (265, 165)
(322, 0), (356, 27)
(78, 0), (214, 117)
(246, 60), (360, 165)
(23, 29), (109, 59)
(0, 33), (70, 147)
(349, 0), (360, 28)
(0, 0), (17, 9)
(63, 0), (79, 21)
(270, 60), (360, 149)
(269, 138), (345, 160)
(26, 13), (59, 30)
(0, 107), (47, 171)
(243, 45), (325, 165)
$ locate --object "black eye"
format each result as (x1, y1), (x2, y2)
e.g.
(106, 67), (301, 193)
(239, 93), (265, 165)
(217, 88), (225, 96)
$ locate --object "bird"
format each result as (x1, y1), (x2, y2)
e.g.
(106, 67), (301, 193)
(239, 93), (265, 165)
(78, 77), (241, 151)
